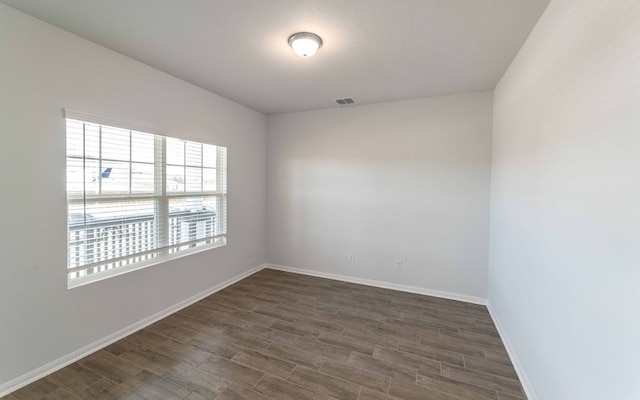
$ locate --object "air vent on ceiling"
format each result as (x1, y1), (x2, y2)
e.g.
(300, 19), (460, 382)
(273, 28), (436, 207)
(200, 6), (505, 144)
(334, 97), (357, 105)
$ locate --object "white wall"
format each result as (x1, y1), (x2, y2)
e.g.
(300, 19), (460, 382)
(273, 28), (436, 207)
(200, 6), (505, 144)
(0, 4), (266, 387)
(267, 92), (493, 299)
(489, 1), (640, 399)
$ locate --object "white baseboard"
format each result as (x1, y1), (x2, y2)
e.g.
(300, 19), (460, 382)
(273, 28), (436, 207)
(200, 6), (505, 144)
(270, 262), (534, 397)
(3, 263), (535, 400)
(487, 302), (538, 400)
(266, 265), (540, 396)
(266, 264), (488, 305)
(0, 263), (267, 398)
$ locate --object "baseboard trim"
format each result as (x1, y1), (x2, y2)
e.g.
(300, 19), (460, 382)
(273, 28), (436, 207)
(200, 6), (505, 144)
(3, 264), (531, 400)
(266, 264), (487, 305)
(268, 264), (535, 397)
(487, 302), (538, 400)
(0, 263), (267, 398)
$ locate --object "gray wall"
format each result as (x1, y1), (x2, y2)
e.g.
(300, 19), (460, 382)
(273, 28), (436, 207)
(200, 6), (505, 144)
(0, 4), (266, 386)
(267, 92), (493, 299)
(489, 0), (640, 399)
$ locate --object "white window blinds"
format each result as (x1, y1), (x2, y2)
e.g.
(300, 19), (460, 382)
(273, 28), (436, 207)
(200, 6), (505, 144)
(65, 110), (227, 285)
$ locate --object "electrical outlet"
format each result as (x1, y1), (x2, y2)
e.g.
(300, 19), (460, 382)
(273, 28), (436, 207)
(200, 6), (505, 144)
(395, 259), (403, 270)
(348, 252), (355, 262)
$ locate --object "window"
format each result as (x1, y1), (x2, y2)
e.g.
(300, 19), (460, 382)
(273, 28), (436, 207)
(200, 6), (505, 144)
(65, 110), (227, 286)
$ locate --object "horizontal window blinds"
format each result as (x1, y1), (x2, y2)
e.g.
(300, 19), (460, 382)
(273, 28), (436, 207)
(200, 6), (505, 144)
(66, 113), (227, 283)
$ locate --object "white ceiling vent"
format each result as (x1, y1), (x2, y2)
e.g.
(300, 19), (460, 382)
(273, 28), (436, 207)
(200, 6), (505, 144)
(334, 97), (357, 105)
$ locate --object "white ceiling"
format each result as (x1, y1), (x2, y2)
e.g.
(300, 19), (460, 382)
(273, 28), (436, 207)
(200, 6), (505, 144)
(1, 0), (550, 115)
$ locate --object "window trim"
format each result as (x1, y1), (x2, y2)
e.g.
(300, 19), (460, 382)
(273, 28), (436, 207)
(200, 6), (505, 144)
(64, 109), (228, 288)
(67, 239), (226, 288)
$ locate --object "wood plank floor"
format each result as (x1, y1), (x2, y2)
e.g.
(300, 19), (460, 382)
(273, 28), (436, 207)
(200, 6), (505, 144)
(4, 269), (526, 400)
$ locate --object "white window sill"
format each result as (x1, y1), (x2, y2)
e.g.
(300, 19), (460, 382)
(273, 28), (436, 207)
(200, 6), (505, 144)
(67, 239), (226, 289)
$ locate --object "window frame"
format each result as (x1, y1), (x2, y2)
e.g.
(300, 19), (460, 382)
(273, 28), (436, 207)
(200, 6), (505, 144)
(65, 109), (227, 288)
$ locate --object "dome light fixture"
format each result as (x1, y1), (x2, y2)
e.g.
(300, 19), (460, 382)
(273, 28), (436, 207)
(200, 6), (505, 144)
(288, 32), (323, 57)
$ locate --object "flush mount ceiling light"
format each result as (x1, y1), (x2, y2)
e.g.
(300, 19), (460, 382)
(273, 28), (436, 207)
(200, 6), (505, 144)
(288, 32), (323, 57)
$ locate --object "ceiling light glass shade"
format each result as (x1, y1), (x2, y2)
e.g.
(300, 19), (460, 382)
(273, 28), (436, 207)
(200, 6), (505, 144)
(288, 32), (322, 57)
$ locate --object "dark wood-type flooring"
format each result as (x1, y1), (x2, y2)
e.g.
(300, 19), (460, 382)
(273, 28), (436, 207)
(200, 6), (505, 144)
(4, 269), (526, 400)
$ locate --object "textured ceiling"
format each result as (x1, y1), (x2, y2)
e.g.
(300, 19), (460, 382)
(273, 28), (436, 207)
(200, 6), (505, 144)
(1, 0), (550, 114)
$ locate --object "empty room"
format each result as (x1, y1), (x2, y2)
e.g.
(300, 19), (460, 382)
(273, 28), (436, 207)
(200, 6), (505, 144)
(0, 1), (638, 399)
